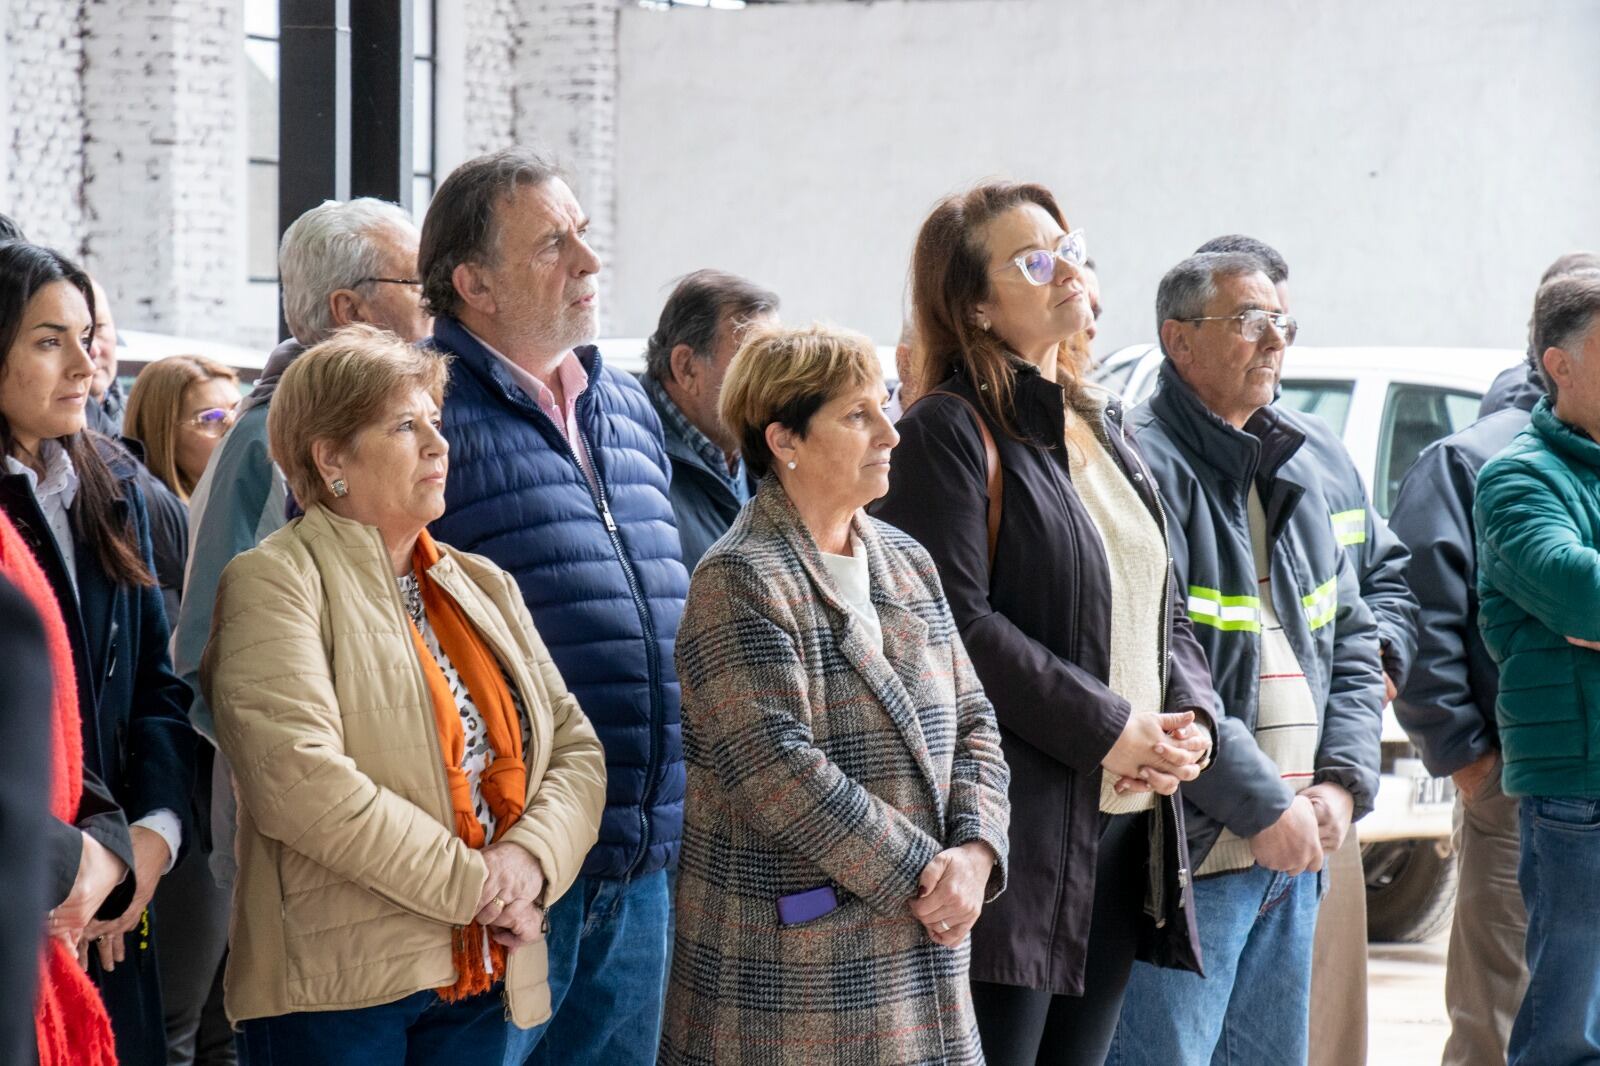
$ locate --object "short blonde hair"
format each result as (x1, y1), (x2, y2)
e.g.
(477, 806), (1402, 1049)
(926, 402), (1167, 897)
(123, 355), (239, 500)
(719, 323), (881, 479)
(268, 324), (450, 507)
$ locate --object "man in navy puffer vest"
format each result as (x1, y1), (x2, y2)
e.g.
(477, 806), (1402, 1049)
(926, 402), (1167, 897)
(420, 149), (688, 1066)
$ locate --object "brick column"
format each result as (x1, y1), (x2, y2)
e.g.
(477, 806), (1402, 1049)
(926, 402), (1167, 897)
(516, 0), (620, 327)
(79, 0), (244, 339)
(5, 0), (88, 253)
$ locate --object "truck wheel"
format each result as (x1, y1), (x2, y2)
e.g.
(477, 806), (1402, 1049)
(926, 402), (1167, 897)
(1362, 839), (1457, 943)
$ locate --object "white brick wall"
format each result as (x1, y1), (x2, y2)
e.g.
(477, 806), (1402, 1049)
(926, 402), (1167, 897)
(0, 0), (632, 341)
(80, 0), (244, 338)
(516, 0), (620, 308)
(5, 0), (87, 253)
(463, 0), (520, 156)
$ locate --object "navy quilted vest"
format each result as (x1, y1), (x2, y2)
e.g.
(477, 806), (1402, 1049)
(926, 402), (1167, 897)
(428, 316), (687, 879)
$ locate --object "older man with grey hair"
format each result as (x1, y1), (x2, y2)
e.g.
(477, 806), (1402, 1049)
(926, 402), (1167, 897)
(163, 197), (426, 1063)
(1106, 252), (1385, 1066)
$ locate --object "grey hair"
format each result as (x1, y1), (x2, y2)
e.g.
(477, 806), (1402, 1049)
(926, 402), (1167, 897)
(1528, 271), (1600, 403)
(1155, 252), (1270, 356)
(278, 198), (416, 346)
(1195, 234), (1289, 284)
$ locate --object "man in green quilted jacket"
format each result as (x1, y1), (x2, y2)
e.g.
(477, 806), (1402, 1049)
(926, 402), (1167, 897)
(1475, 269), (1600, 1066)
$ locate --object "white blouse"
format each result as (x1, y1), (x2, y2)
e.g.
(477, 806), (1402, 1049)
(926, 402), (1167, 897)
(820, 535), (883, 651)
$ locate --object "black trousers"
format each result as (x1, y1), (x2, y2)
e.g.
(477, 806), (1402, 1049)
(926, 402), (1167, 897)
(153, 843), (235, 1065)
(972, 811), (1146, 1066)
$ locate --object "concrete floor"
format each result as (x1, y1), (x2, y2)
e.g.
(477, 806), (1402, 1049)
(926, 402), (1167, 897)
(1368, 932), (1451, 1065)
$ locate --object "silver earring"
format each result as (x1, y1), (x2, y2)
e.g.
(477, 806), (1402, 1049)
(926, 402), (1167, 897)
(786, 460), (797, 471)
(331, 478), (348, 498)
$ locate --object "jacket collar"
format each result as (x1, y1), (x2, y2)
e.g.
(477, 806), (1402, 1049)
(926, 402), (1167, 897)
(749, 477), (945, 815)
(240, 338), (308, 414)
(642, 372), (746, 492)
(1148, 359), (1306, 485)
(432, 316), (602, 422)
(1531, 397), (1600, 470)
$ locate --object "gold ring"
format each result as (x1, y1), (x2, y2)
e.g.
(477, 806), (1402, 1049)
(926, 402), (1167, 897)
(491, 897), (507, 909)
(938, 920), (951, 933)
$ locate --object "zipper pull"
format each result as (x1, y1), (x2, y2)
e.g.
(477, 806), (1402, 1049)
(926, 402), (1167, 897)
(601, 500), (617, 532)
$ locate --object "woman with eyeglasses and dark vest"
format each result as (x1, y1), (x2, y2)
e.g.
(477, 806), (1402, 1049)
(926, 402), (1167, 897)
(0, 242), (197, 1066)
(873, 181), (1218, 1066)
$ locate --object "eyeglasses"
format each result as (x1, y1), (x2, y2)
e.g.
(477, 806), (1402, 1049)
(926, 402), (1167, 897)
(996, 230), (1089, 287)
(1181, 309), (1299, 345)
(184, 405), (238, 437)
(358, 277), (422, 287)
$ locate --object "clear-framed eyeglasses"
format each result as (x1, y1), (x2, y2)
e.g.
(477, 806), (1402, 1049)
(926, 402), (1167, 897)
(1181, 309), (1298, 345)
(184, 405), (238, 437)
(996, 230), (1089, 287)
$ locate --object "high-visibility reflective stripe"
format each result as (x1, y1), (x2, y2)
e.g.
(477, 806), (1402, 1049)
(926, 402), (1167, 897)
(1302, 576), (1339, 630)
(1187, 586), (1262, 632)
(1330, 509), (1367, 547)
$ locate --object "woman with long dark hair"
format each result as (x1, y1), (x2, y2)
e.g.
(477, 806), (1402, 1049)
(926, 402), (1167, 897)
(0, 241), (197, 1066)
(873, 181), (1216, 1065)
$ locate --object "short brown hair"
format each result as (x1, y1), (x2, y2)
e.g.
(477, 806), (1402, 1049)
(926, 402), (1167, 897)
(719, 323), (881, 479)
(268, 325), (450, 507)
(910, 180), (1080, 441)
(123, 355), (239, 499)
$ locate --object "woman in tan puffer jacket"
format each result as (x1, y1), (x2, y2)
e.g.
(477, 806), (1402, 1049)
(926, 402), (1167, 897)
(201, 327), (606, 1064)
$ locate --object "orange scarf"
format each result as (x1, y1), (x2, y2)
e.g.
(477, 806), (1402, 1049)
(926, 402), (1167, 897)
(0, 512), (118, 1066)
(405, 530), (528, 1003)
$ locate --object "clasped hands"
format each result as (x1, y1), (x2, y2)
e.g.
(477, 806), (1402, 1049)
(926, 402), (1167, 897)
(1249, 782), (1354, 876)
(910, 841), (997, 948)
(1102, 710), (1213, 797)
(473, 843), (547, 950)
(57, 825), (166, 972)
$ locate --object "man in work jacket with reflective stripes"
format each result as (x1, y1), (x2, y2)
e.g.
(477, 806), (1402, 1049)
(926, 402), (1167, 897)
(1193, 233), (1418, 1066)
(1108, 253), (1385, 1066)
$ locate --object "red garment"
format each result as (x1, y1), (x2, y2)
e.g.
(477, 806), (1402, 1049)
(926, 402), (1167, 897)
(0, 511), (118, 1066)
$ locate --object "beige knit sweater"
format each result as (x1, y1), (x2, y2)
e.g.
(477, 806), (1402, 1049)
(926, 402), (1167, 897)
(1063, 401), (1166, 816)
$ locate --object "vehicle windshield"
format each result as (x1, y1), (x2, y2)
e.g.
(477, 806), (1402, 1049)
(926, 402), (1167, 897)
(1277, 379), (1354, 436)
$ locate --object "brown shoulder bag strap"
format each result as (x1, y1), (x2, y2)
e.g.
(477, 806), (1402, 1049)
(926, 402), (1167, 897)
(921, 390), (1002, 571)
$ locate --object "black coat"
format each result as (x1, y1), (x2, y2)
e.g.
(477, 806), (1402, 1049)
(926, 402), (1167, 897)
(0, 575), (53, 1066)
(872, 363), (1214, 996)
(0, 438), (196, 1066)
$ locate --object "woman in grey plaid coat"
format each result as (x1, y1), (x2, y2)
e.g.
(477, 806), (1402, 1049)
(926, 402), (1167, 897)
(661, 324), (1012, 1065)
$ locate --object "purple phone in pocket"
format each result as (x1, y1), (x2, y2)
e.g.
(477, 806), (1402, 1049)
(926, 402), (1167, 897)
(776, 885), (840, 926)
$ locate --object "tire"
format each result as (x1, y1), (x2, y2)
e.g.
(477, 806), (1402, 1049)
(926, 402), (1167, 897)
(1362, 838), (1458, 943)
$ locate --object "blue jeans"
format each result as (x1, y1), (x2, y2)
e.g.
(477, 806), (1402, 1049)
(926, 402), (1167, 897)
(503, 869), (670, 1066)
(235, 987), (506, 1066)
(1509, 796), (1600, 1066)
(1107, 863), (1325, 1066)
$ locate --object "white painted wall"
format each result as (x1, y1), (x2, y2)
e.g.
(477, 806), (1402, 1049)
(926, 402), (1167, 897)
(612, 0), (1600, 355)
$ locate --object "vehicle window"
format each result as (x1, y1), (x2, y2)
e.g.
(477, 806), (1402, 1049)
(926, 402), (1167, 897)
(1375, 383), (1482, 517)
(1277, 380), (1354, 436)
(1092, 358), (1138, 395)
